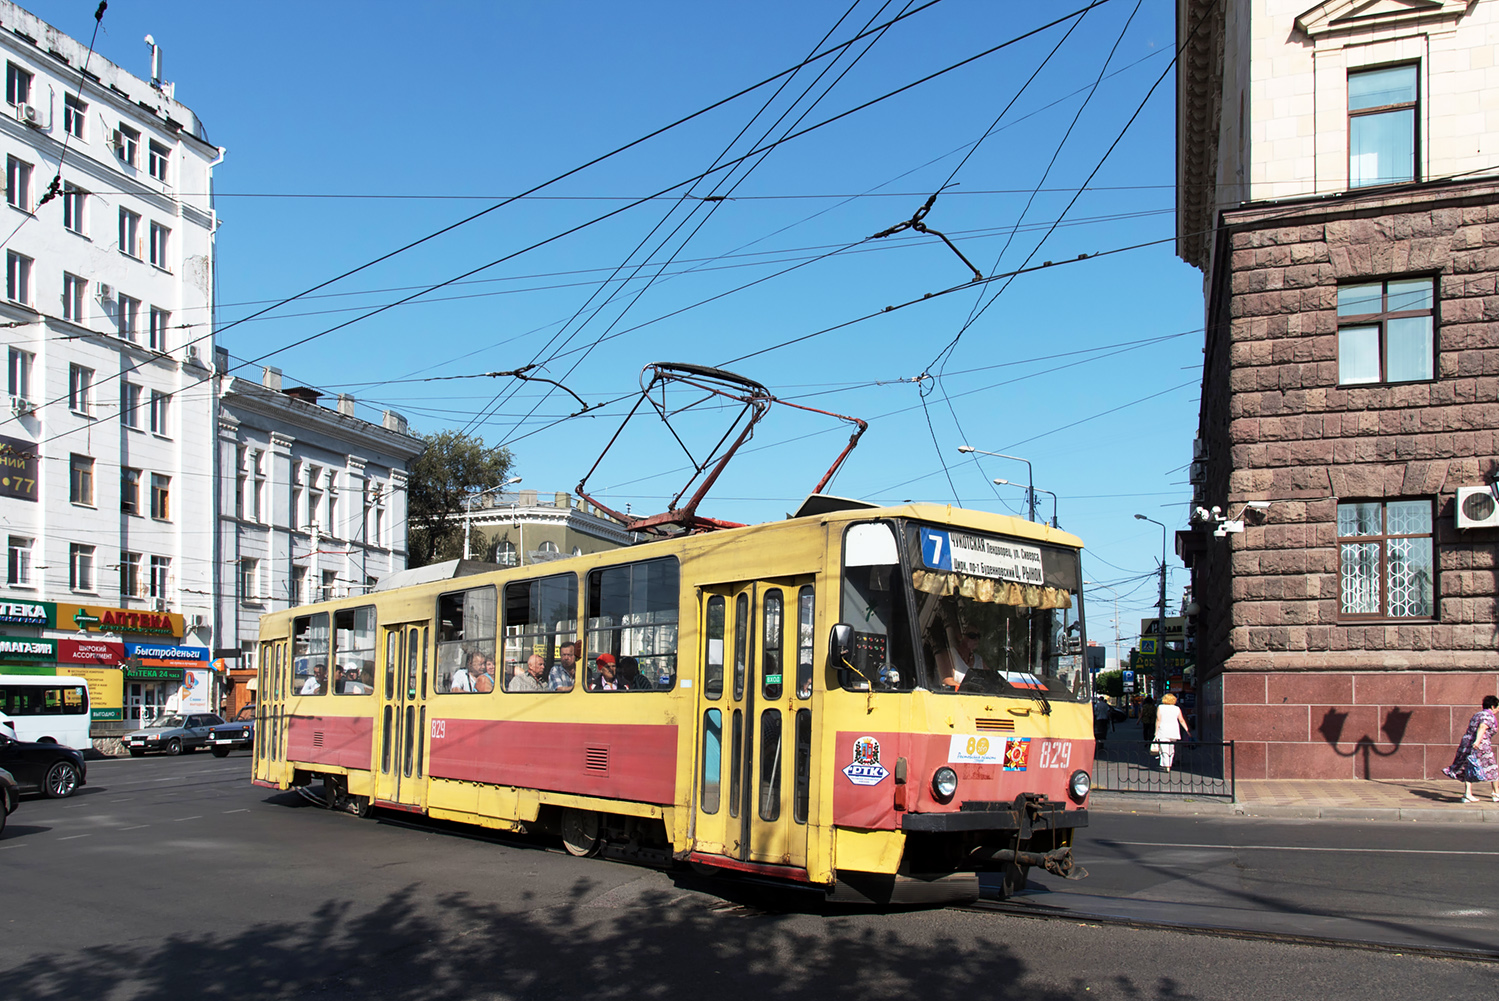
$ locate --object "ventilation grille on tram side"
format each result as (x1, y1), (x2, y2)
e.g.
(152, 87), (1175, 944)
(974, 718), (1015, 732)
(312, 731), (325, 748)
(585, 745), (610, 774)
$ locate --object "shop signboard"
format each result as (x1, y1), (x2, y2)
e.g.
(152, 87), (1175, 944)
(0, 599), (52, 628)
(0, 635), (57, 662)
(59, 638), (125, 665)
(57, 603), (182, 638)
(71, 666), (125, 721)
(178, 668), (211, 712)
(0, 434), (39, 502)
(125, 643), (209, 662)
(121, 662), (185, 682)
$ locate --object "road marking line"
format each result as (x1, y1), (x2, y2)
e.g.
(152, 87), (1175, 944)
(173, 816), (203, 822)
(1098, 840), (1499, 856)
(119, 824), (150, 831)
(58, 834), (91, 840)
(0, 843), (25, 850)
(222, 808), (249, 814)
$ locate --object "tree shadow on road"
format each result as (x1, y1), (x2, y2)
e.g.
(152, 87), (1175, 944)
(1, 877), (1201, 1001)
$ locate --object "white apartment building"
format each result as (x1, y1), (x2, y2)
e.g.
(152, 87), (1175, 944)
(215, 363), (422, 712)
(0, 3), (223, 720)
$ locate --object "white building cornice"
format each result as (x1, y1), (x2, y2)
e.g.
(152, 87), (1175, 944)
(220, 377), (423, 458)
(1294, 0), (1475, 38)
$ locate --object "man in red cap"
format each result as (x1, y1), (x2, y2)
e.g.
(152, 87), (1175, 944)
(590, 653), (619, 691)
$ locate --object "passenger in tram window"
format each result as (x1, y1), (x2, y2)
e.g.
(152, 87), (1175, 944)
(474, 654), (496, 693)
(509, 653), (546, 692)
(590, 653), (619, 691)
(300, 665), (326, 695)
(450, 647), (484, 693)
(548, 641), (577, 692)
(339, 662), (371, 694)
(934, 608), (985, 688)
(618, 655), (652, 691)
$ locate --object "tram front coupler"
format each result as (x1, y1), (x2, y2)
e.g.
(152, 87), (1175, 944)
(982, 845), (1087, 880)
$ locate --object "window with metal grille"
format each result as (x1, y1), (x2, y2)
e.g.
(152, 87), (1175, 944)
(1338, 499), (1434, 619)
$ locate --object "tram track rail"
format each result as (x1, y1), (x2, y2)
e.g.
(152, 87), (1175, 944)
(960, 895), (1499, 964)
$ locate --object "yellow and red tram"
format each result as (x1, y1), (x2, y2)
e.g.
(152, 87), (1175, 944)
(252, 498), (1094, 903)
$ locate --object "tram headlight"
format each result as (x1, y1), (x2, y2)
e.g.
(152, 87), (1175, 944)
(932, 766), (958, 803)
(1068, 769), (1091, 802)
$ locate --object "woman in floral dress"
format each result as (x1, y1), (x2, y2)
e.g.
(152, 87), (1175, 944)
(1443, 695), (1498, 804)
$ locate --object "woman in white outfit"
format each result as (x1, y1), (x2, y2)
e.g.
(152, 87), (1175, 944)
(1153, 693), (1190, 771)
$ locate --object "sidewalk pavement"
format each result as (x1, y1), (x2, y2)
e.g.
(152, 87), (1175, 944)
(1091, 778), (1499, 823)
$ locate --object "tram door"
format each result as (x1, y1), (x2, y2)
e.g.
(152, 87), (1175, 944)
(374, 621), (431, 809)
(694, 579), (814, 870)
(258, 638), (288, 772)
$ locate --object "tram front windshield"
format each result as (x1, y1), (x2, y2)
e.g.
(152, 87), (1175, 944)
(839, 520), (1088, 701)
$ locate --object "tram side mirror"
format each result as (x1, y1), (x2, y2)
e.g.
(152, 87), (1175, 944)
(829, 623), (858, 689)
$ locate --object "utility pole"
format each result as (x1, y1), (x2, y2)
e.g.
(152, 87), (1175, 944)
(1135, 514), (1169, 698)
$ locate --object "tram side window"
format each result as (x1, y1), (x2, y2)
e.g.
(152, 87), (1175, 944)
(796, 585), (815, 699)
(436, 586), (497, 694)
(503, 573), (578, 692)
(292, 612), (330, 695)
(704, 595), (725, 700)
(585, 557), (679, 692)
(839, 522), (916, 692)
(333, 606), (377, 695)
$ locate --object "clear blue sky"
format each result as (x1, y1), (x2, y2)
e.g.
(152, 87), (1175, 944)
(33, 0), (1205, 652)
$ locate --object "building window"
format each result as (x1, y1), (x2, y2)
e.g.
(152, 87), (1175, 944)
(62, 272), (86, 321)
(114, 124), (139, 167)
(1339, 500), (1433, 619)
(235, 447), (246, 520)
(148, 140), (170, 183)
(121, 467), (141, 514)
(63, 93), (86, 139)
(327, 479), (339, 537)
(308, 466), (323, 530)
(7, 251), (31, 304)
(70, 454), (94, 505)
(321, 570), (337, 602)
(370, 483), (385, 546)
(148, 222), (169, 269)
(119, 208), (140, 257)
(251, 450), (266, 522)
(149, 389), (169, 436)
(62, 183), (86, 234)
(120, 551), (141, 598)
(118, 293), (140, 340)
(7, 535), (33, 586)
(150, 473), (171, 520)
(241, 554), (262, 602)
(68, 364), (93, 414)
(6, 156), (30, 211)
(122, 383), (142, 428)
(149, 555), (170, 600)
(1349, 64), (1417, 188)
(70, 543), (95, 592)
(292, 566), (307, 605)
(6, 62), (32, 106)
(1337, 278), (1434, 385)
(149, 307), (170, 351)
(8, 346), (30, 399)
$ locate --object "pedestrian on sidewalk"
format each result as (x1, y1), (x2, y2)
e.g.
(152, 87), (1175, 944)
(1152, 693), (1190, 772)
(1094, 697), (1111, 742)
(1442, 695), (1498, 804)
(1139, 696), (1157, 744)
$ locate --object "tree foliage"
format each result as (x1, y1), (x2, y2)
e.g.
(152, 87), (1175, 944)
(406, 431), (514, 568)
(1095, 669), (1123, 699)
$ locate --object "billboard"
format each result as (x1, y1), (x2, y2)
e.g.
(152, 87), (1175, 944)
(0, 434), (38, 502)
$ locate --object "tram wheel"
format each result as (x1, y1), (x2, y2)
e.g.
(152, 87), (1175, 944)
(560, 809), (602, 857)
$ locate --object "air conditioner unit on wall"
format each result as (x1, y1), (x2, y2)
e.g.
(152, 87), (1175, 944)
(1455, 485), (1499, 529)
(9, 397), (33, 417)
(18, 104), (38, 126)
(96, 282), (113, 301)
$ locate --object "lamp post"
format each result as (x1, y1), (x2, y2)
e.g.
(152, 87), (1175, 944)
(1134, 513), (1168, 699)
(464, 477), (522, 560)
(994, 479), (1058, 527)
(1084, 580), (1122, 673)
(957, 445), (1035, 522)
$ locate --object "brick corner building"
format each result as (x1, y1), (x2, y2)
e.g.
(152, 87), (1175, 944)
(1177, 0), (1499, 778)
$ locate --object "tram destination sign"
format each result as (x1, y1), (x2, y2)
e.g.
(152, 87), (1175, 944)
(918, 527), (1045, 586)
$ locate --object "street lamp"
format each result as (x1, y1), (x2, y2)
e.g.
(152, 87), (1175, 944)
(1084, 580), (1123, 672)
(994, 479), (1058, 527)
(1134, 513), (1169, 699)
(958, 445), (1035, 522)
(464, 477), (522, 560)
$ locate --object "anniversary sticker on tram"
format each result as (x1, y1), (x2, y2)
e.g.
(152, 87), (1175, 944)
(1003, 738), (1032, 772)
(948, 734), (1007, 764)
(842, 735), (889, 786)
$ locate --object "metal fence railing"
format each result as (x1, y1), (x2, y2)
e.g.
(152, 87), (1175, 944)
(1093, 739), (1236, 799)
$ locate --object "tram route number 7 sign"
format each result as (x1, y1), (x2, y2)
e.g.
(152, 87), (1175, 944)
(918, 527), (1045, 585)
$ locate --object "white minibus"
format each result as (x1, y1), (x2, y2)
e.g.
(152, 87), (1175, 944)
(0, 675), (91, 747)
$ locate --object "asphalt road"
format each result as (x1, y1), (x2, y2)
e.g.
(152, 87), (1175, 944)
(1, 753), (1493, 1001)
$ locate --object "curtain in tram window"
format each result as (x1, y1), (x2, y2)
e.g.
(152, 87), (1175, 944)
(910, 570), (1072, 609)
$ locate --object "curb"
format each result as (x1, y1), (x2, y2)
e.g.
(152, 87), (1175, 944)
(1089, 793), (1499, 823)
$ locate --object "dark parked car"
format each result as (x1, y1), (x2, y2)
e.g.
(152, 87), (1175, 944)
(207, 705), (256, 757)
(0, 733), (86, 798)
(124, 713), (225, 756)
(0, 766), (17, 835)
